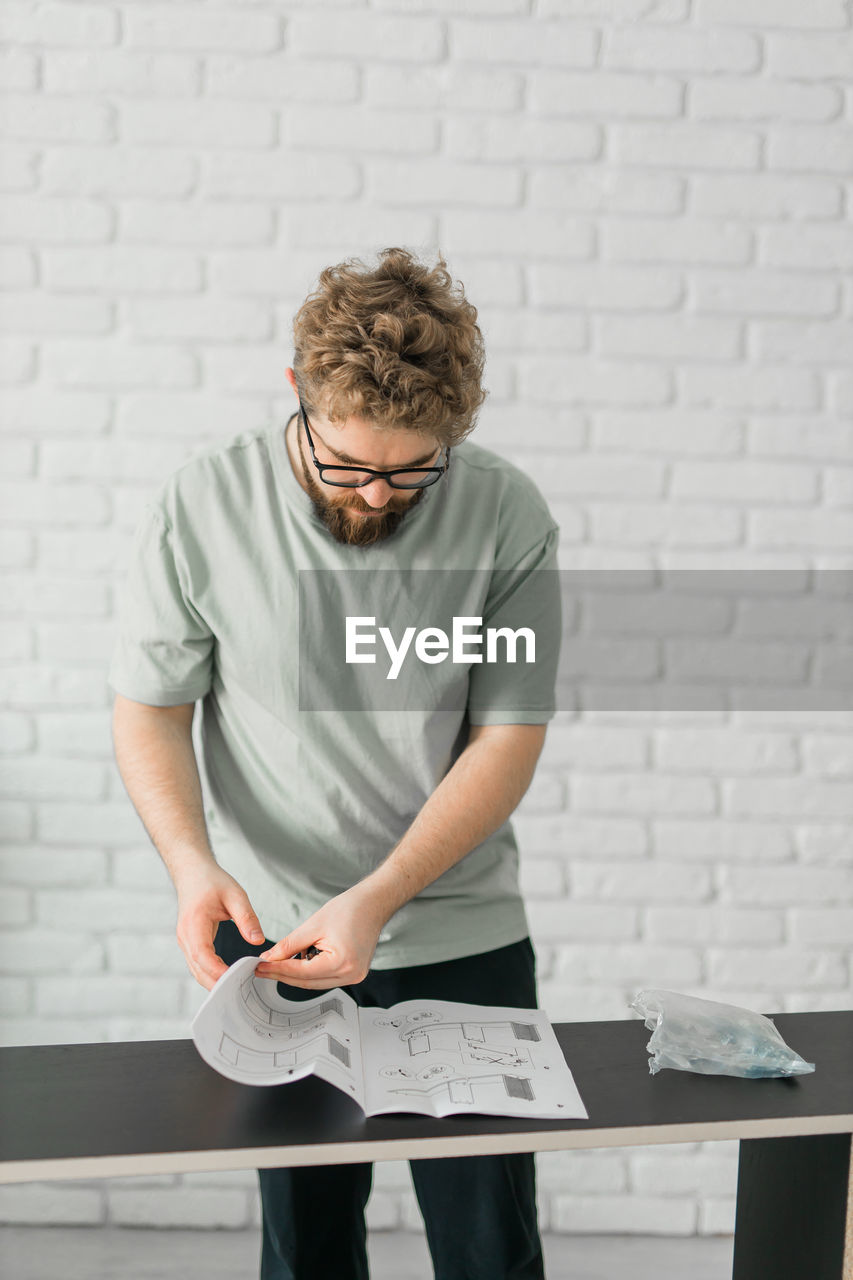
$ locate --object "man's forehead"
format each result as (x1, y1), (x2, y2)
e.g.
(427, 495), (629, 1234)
(312, 410), (441, 467)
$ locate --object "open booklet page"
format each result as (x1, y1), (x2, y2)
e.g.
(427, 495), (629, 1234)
(191, 956), (366, 1108)
(358, 998), (588, 1120)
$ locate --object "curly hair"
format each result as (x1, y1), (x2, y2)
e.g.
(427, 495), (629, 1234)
(291, 247), (487, 447)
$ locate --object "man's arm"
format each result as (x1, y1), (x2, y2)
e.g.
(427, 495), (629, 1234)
(256, 721), (547, 988)
(111, 693), (265, 989)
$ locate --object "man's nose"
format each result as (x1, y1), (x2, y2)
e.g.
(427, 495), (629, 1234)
(359, 478), (395, 507)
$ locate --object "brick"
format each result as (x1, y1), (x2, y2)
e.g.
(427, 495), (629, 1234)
(450, 18), (598, 66)
(519, 857), (566, 898)
(45, 247), (202, 293)
(531, 167), (682, 214)
(39, 621), (117, 663)
(4, 574), (108, 616)
(573, 774), (716, 816)
(0, 438), (34, 475)
(554, 942), (701, 985)
(0, 95), (113, 144)
(0, 145), (39, 191)
(1, 194), (112, 243)
(287, 207), (435, 252)
(45, 50), (199, 96)
(734, 593), (853, 642)
(573, 859), (714, 902)
(766, 31), (853, 79)
(202, 345), (288, 393)
(514, 814), (647, 857)
(284, 105), (438, 155)
(632, 1151), (737, 1196)
(0, 1185), (104, 1226)
(538, 262), (683, 311)
(653, 819), (792, 862)
(790, 909), (853, 945)
(37, 800), (145, 844)
(753, 321), (853, 367)
(697, 0), (848, 26)
(37, 886), (173, 930)
(519, 358), (671, 407)
(116, 391), (255, 438)
(597, 315), (741, 361)
(443, 209), (592, 255)
(802, 733), (853, 777)
(681, 365), (819, 411)
(0, 712), (33, 753)
(605, 25), (759, 73)
(365, 64), (523, 112)
(0, 294), (112, 336)
(0, 339), (34, 384)
(0, 622), (32, 661)
(111, 849), (174, 891)
(36, 976), (182, 1017)
(725, 777), (853, 821)
(0, 530), (34, 568)
(750, 509), (853, 550)
(520, 769), (566, 812)
(0, 888), (30, 927)
(690, 174), (841, 220)
(43, 147), (197, 198)
(42, 341), (197, 389)
(767, 127), (853, 174)
(603, 217), (751, 266)
(0, 976), (29, 1012)
(538, 982), (630, 1022)
(690, 78), (840, 123)
(583, 586), (733, 636)
(644, 906), (785, 944)
(207, 55), (359, 103)
(369, 159), (522, 207)
(0, 48), (38, 92)
(0, 482), (109, 525)
(700, 1198), (737, 1236)
(540, 0), (690, 14)
(543, 725), (646, 769)
(612, 123), (761, 170)
(0, 929), (104, 973)
(690, 269), (838, 317)
(530, 68), (681, 118)
(0, 3), (118, 47)
(290, 13), (443, 61)
(551, 1194), (696, 1235)
(0, 845), (107, 885)
(0, 388), (110, 434)
(593, 412), (742, 455)
(0, 756), (104, 800)
(709, 948), (846, 989)
(120, 100), (275, 148)
(126, 7), (281, 53)
(0, 246), (34, 288)
(448, 118), (600, 163)
(824, 468), (853, 506)
(126, 297), (272, 343)
(672, 460), (817, 503)
(656, 729), (798, 774)
(590, 502), (742, 548)
(204, 152), (359, 200)
(538, 1150), (627, 1194)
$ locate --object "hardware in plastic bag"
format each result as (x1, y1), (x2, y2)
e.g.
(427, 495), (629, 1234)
(630, 989), (816, 1079)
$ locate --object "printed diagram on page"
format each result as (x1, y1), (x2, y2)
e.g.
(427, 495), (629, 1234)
(367, 1007), (544, 1107)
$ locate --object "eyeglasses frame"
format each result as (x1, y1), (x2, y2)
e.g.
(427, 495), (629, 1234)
(298, 402), (451, 490)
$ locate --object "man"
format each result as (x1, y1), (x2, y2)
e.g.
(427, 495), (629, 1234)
(109, 247), (561, 1280)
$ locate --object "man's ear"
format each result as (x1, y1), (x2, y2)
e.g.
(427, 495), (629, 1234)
(284, 367), (298, 395)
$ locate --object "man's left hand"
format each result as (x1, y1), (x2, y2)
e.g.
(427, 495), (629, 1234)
(253, 884), (389, 990)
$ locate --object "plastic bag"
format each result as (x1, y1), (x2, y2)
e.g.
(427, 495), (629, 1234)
(630, 989), (816, 1079)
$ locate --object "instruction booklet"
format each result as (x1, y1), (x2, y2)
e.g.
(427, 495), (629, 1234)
(191, 955), (588, 1120)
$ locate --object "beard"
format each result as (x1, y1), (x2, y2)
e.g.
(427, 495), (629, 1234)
(297, 435), (425, 547)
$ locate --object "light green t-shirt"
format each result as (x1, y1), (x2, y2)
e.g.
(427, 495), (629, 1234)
(108, 416), (561, 967)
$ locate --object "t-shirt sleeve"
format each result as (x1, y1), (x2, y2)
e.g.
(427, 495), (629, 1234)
(466, 524), (561, 726)
(108, 505), (214, 707)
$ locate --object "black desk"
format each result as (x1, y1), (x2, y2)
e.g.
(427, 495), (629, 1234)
(2, 1011), (851, 1279)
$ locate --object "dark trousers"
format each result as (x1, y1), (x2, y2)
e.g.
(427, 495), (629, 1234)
(214, 921), (546, 1280)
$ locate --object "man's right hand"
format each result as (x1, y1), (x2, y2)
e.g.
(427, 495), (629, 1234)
(174, 863), (266, 990)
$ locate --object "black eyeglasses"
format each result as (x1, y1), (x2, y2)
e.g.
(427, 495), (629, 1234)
(299, 403), (451, 490)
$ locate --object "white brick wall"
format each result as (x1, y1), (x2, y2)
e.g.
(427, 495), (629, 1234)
(2, 0), (851, 1241)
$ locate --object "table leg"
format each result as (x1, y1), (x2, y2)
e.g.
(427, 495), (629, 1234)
(732, 1133), (852, 1280)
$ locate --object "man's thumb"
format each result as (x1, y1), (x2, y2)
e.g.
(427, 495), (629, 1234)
(229, 897), (265, 945)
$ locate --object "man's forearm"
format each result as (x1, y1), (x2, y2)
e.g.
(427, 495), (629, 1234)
(359, 722), (547, 924)
(111, 695), (216, 885)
